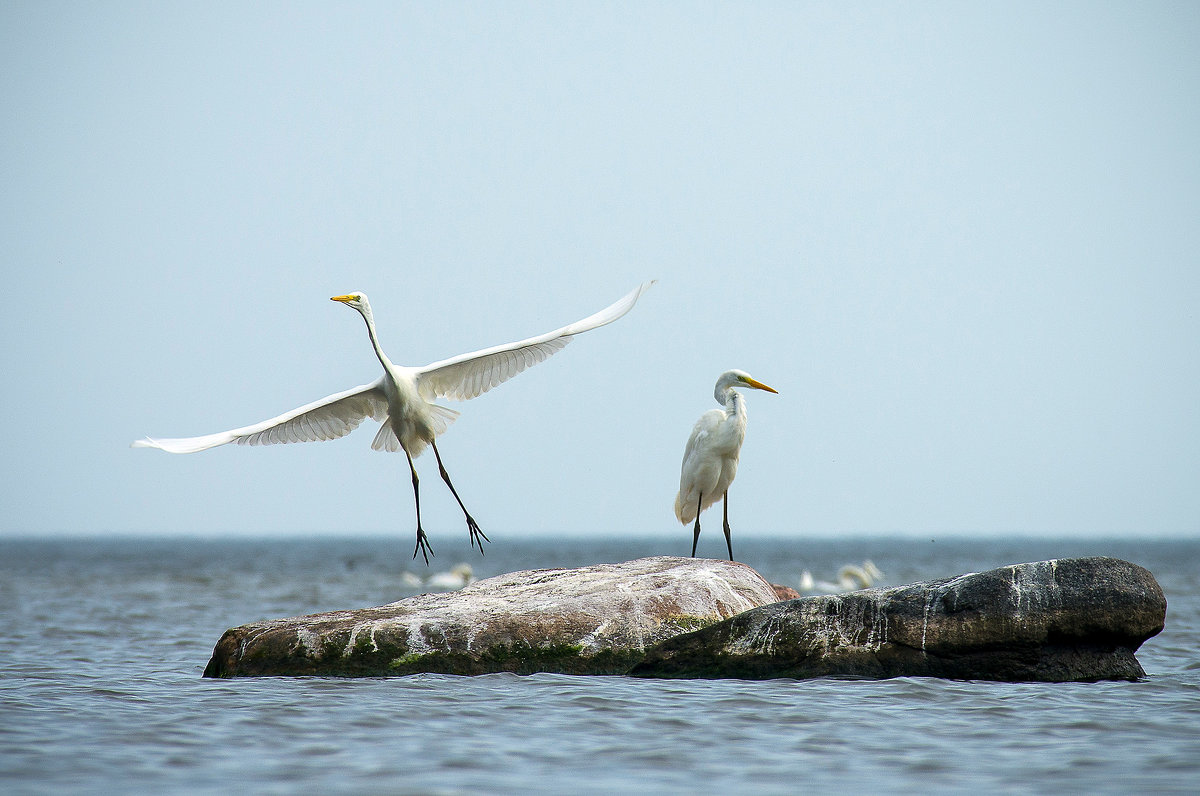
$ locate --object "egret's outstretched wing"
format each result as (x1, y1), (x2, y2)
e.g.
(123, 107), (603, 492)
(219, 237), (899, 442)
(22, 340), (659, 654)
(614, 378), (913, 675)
(132, 380), (389, 453)
(415, 281), (654, 402)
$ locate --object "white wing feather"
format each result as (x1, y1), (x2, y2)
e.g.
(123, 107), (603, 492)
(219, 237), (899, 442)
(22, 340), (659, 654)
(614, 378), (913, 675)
(674, 410), (726, 523)
(131, 380), (388, 454)
(415, 280), (654, 402)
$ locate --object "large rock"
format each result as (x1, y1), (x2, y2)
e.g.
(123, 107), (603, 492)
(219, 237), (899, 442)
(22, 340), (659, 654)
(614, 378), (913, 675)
(203, 556), (779, 677)
(630, 557), (1166, 682)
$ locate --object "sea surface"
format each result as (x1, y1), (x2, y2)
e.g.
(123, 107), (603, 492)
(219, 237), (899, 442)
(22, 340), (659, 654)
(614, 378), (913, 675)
(2, 534), (1197, 794)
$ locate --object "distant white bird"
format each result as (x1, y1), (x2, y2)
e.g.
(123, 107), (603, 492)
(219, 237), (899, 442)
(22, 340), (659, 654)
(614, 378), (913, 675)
(134, 282), (654, 563)
(425, 563), (475, 591)
(799, 560), (884, 594)
(674, 370), (778, 561)
(399, 562), (474, 590)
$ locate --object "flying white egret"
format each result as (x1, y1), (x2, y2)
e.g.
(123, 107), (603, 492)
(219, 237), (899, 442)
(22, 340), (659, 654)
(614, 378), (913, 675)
(674, 370), (778, 561)
(133, 281), (654, 563)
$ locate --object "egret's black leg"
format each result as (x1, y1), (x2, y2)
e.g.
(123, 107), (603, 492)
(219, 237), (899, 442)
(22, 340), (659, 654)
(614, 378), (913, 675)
(691, 492), (703, 557)
(404, 447), (434, 565)
(431, 440), (489, 554)
(722, 490), (734, 561)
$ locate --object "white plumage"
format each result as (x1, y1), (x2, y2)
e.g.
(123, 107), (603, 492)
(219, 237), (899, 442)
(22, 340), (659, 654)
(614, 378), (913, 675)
(134, 281), (654, 562)
(674, 369), (778, 561)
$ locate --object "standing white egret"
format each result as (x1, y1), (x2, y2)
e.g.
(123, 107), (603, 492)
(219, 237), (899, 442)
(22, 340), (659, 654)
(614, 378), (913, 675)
(673, 370), (778, 561)
(133, 281), (654, 563)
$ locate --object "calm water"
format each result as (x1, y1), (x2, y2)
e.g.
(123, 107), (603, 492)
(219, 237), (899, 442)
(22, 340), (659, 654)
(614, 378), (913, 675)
(2, 535), (1198, 794)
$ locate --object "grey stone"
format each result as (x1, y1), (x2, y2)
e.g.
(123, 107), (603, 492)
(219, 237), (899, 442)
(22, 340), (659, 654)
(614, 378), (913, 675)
(630, 557), (1166, 682)
(203, 556), (780, 678)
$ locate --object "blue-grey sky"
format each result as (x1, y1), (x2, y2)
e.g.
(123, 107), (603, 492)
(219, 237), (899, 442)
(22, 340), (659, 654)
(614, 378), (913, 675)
(2, 2), (1197, 543)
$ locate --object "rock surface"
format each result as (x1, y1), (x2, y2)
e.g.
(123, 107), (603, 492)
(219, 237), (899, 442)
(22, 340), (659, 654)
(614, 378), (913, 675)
(770, 584), (802, 601)
(630, 557), (1166, 682)
(203, 556), (779, 678)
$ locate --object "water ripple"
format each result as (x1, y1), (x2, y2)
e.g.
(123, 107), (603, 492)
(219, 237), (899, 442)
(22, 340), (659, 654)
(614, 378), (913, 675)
(1, 536), (1197, 794)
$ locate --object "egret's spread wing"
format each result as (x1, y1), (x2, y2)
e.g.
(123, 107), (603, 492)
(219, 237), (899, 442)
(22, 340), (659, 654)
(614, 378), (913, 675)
(415, 338), (570, 402)
(132, 381), (389, 453)
(414, 281), (653, 402)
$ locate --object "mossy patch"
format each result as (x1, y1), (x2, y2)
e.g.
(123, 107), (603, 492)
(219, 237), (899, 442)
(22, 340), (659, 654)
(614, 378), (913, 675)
(658, 614), (713, 634)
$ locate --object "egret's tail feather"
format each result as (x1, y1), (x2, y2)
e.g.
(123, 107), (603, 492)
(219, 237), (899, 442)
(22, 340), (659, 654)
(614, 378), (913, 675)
(674, 491), (694, 525)
(429, 404), (459, 436)
(370, 405), (459, 455)
(371, 424), (403, 453)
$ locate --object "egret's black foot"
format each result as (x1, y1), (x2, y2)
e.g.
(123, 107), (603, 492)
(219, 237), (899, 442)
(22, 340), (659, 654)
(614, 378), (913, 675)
(466, 516), (490, 555)
(413, 527), (435, 566)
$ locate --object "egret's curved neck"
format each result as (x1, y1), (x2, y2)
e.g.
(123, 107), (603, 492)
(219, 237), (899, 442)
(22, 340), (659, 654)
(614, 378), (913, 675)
(717, 385), (746, 418)
(359, 306), (393, 370)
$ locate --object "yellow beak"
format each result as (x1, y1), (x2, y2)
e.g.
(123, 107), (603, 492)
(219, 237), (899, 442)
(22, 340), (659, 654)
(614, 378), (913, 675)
(742, 377), (779, 394)
(330, 294), (355, 303)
